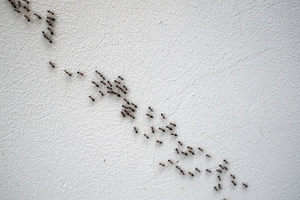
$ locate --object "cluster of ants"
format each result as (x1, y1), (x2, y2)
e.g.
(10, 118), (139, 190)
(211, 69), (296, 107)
(7, 0), (56, 44)
(6, 2), (249, 199)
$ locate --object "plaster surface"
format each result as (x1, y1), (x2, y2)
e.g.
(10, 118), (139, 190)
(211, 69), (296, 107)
(1, 0), (300, 199)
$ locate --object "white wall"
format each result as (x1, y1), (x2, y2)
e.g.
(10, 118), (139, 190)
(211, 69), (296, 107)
(1, 0), (300, 199)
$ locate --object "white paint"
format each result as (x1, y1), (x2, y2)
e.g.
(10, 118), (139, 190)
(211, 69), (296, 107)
(1, 0), (300, 199)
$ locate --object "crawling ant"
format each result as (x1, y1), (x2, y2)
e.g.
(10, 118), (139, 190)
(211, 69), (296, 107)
(131, 103), (137, 108)
(42, 31), (52, 43)
(218, 175), (221, 181)
(171, 133), (177, 137)
(198, 147), (203, 152)
(168, 160), (173, 164)
(214, 186), (218, 191)
(34, 13), (41, 19)
(148, 107), (153, 112)
(47, 16), (55, 21)
(121, 111), (125, 117)
(18, 1), (21, 7)
(106, 86), (112, 90)
(46, 19), (52, 26)
(92, 81), (99, 87)
(22, 0), (29, 4)
(95, 71), (105, 80)
(99, 91), (104, 96)
(206, 154), (211, 158)
(143, 134), (149, 139)
(14, 9), (20, 13)
(161, 113), (165, 119)
(159, 163), (165, 167)
(158, 127), (165, 132)
(156, 140), (162, 144)
(181, 151), (188, 156)
(49, 61), (55, 68)
(175, 148), (179, 154)
(118, 76), (123, 80)
(230, 174), (236, 179)
(242, 183), (248, 188)
(188, 172), (194, 177)
(124, 110), (130, 116)
(107, 81), (112, 87)
(134, 127), (138, 134)
(223, 159), (228, 164)
(177, 141), (183, 146)
(219, 165), (225, 169)
(180, 170), (185, 175)
(146, 113), (153, 118)
(128, 114), (135, 119)
(170, 123), (176, 127)
(77, 71), (84, 76)
(24, 15), (30, 22)
(64, 70), (71, 76)
(216, 169), (222, 173)
(88, 96), (95, 101)
(218, 184), (222, 190)
(9, 1), (17, 8)
(151, 126), (155, 133)
(187, 146), (193, 150)
(23, 5), (30, 12)
(188, 150), (194, 155)
(224, 166), (228, 170)
(114, 80), (120, 84)
(206, 169), (211, 173)
(195, 168), (200, 172)
(47, 27), (54, 35)
(165, 126), (172, 130)
(100, 80), (106, 85)
(123, 98), (130, 105)
(123, 85), (128, 90)
(231, 180), (236, 186)
(176, 166), (181, 170)
(47, 10), (54, 15)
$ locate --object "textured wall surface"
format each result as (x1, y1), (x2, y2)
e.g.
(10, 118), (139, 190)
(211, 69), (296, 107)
(1, 0), (300, 199)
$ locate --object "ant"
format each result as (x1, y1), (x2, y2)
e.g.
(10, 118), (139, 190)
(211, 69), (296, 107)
(223, 159), (228, 164)
(92, 81), (99, 87)
(46, 20), (52, 26)
(22, 0), (29, 4)
(195, 168), (200, 172)
(107, 81), (112, 87)
(218, 184), (222, 190)
(188, 172), (194, 177)
(49, 61), (55, 68)
(143, 134), (149, 139)
(42, 31), (52, 43)
(88, 96), (95, 101)
(175, 148), (179, 154)
(148, 107), (153, 112)
(188, 150), (194, 155)
(165, 126), (172, 130)
(206, 169), (211, 173)
(123, 98), (130, 105)
(100, 80), (106, 85)
(181, 151), (188, 156)
(170, 123), (176, 127)
(77, 71), (84, 76)
(118, 76), (123, 80)
(242, 183), (248, 188)
(230, 174), (236, 179)
(168, 160), (173, 164)
(158, 127), (165, 132)
(146, 113), (153, 118)
(47, 27), (54, 35)
(64, 70), (71, 76)
(47, 16), (55, 21)
(23, 5), (30, 12)
(198, 147), (203, 152)
(14, 9), (20, 13)
(206, 154), (211, 158)
(159, 163), (165, 167)
(123, 85), (128, 90)
(131, 103), (137, 108)
(231, 180), (236, 186)
(214, 186), (218, 191)
(24, 15), (30, 22)
(156, 140), (162, 144)
(99, 91), (104, 96)
(47, 10), (54, 15)
(171, 133), (177, 137)
(121, 111), (125, 117)
(177, 141), (183, 146)
(134, 127), (138, 134)
(216, 169), (222, 173)
(218, 176), (221, 181)
(151, 126), (155, 133)
(34, 13), (41, 19)
(114, 80), (120, 84)
(161, 113), (165, 119)
(187, 146), (193, 150)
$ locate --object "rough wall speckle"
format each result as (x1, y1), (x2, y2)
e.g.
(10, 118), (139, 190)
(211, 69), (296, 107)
(1, 0), (300, 199)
